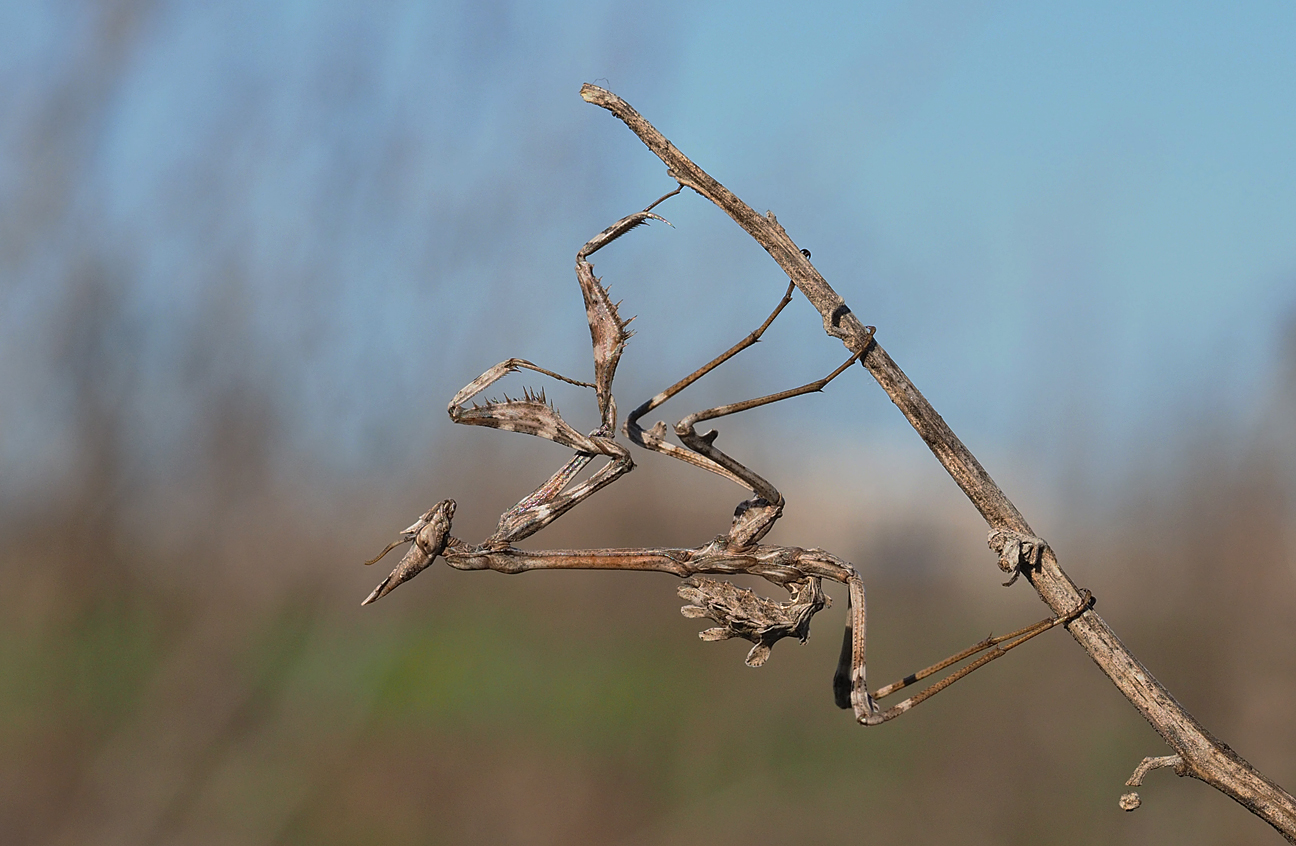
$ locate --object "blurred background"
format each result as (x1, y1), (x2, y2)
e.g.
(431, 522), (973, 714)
(3, 1), (1296, 843)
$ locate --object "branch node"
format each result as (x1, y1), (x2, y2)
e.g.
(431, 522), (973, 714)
(987, 529), (1048, 586)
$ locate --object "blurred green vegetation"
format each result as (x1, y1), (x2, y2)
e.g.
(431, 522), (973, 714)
(4, 427), (1295, 844)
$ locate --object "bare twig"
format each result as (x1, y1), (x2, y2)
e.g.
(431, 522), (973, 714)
(578, 83), (1296, 841)
(1121, 754), (1187, 811)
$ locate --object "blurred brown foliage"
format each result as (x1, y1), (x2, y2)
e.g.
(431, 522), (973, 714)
(4, 4), (1296, 845)
(4, 265), (1295, 844)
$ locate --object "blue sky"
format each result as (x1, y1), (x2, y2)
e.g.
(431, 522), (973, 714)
(3, 1), (1295, 500)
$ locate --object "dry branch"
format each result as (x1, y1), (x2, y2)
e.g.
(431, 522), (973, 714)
(578, 83), (1296, 841)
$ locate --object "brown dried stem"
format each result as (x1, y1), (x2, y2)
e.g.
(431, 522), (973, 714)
(580, 83), (1296, 841)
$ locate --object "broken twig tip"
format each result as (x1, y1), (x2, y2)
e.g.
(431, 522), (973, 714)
(1118, 754), (1184, 810)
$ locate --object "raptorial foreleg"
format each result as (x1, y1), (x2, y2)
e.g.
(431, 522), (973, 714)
(576, 209), (671, 433)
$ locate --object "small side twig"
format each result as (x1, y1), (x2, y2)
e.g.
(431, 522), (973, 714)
(1120, 754), (1187, 810)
